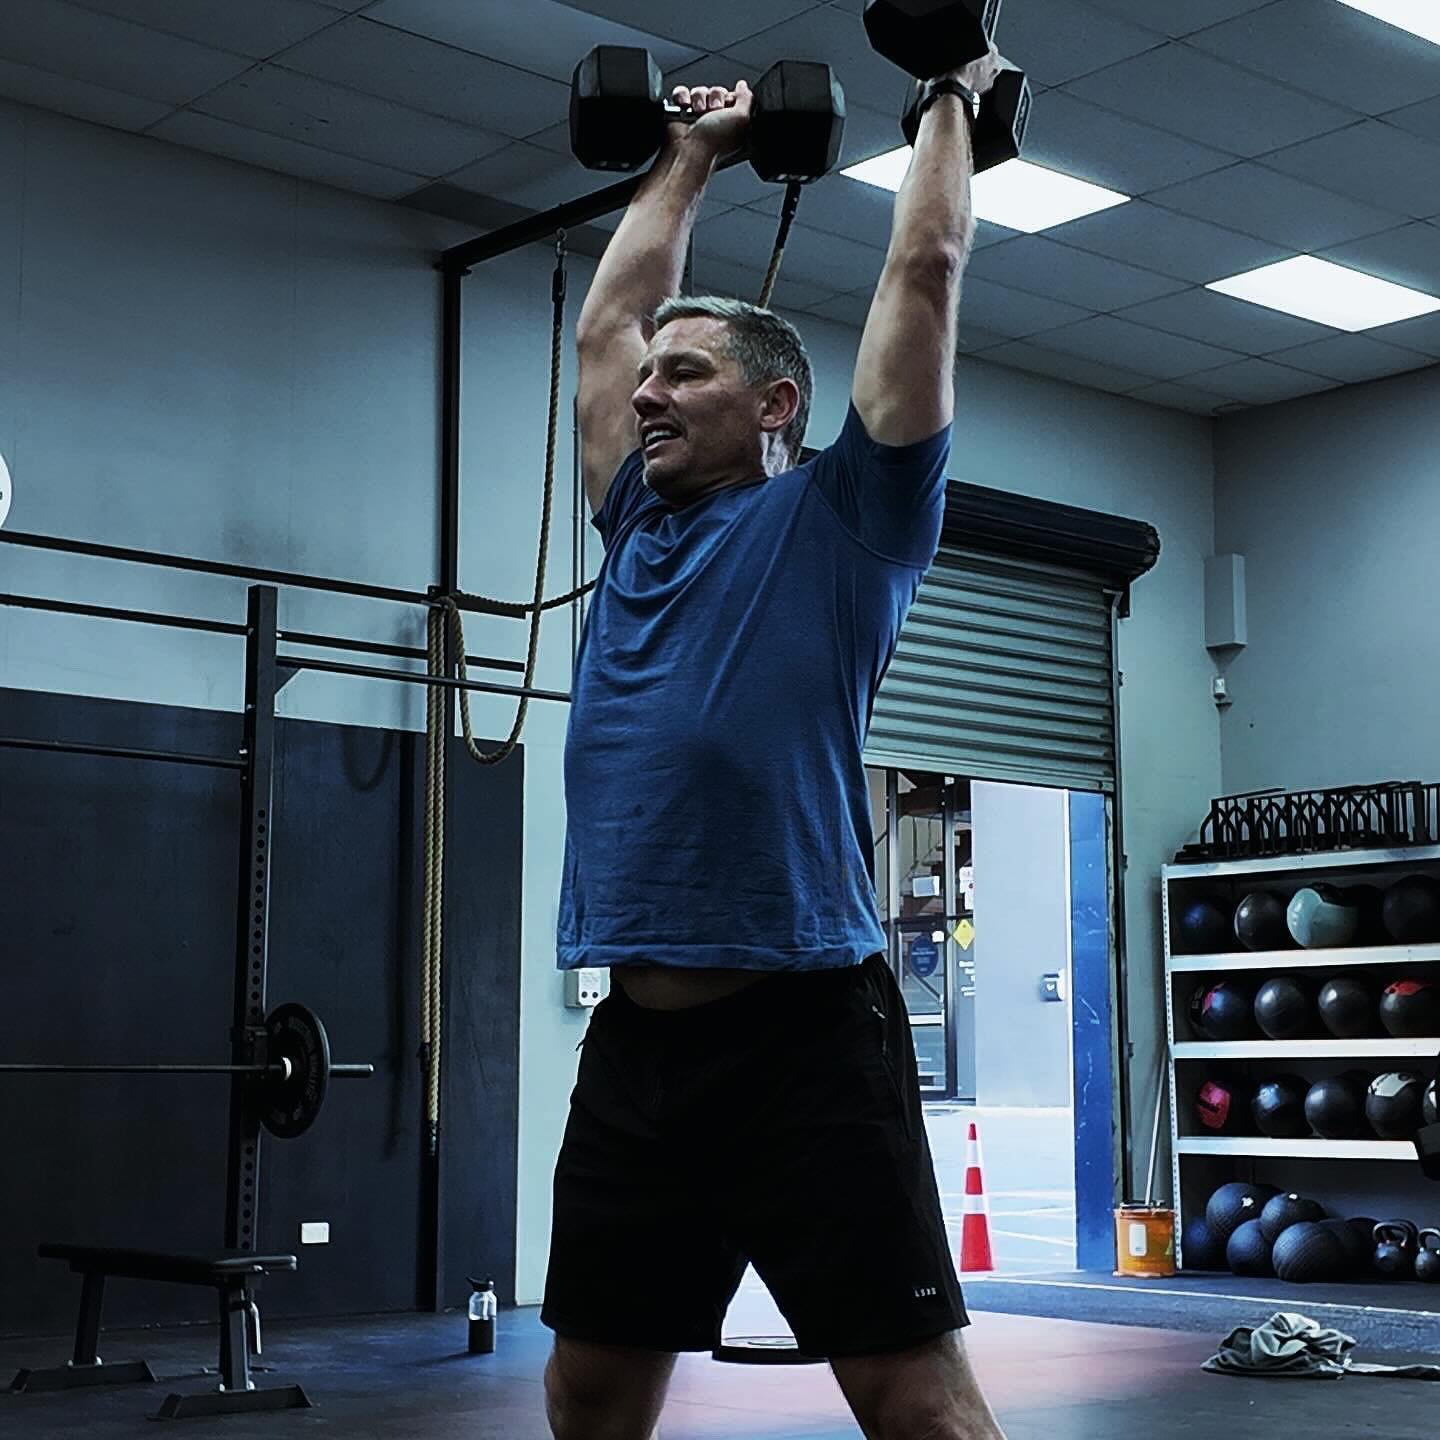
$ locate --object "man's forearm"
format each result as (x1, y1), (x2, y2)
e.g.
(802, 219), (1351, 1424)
(887, 92), (977, 272)
(577, 138), (716, 341)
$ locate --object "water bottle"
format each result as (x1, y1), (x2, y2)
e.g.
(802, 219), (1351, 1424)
(467, 1277), (497, 1354)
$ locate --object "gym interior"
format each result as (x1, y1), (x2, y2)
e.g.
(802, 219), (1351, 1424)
(3, 1), (1440, 1436)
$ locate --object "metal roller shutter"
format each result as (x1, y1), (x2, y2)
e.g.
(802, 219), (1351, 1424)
(865, 547), (1118, 792)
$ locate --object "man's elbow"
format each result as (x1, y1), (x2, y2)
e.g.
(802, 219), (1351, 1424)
(890, 235), (971, 298)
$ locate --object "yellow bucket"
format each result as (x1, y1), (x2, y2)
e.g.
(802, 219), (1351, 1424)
(1114, 1205), (1176, 1277)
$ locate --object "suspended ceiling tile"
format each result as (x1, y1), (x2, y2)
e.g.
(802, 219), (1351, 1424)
(1184, 357), (1339, 404)
(753, 173), (897, 251)
(1384, 94), (1440, 146)
(362, 0), (701, 84)
(151, 110), (427, 198)
(983, 1), (1159, 89)
(1079, 0), (1275, 38)
(67, 0), (341, 60)
(561, 0), (821, 53)
(1114, 288), (1332, 353)
(281, 17), (570, 136)
(805, 289), (873, 329)
(979, 340), (1154, 394)
(829, 101), (904, 172)
(688, 254), (839, 313)
(957, 275), (1096, 338)
(1262, 121), (1440, 223)
(696, 206), (885, 293)
(1032, 313), (1244, 380)
(966, 235), (1188, 311)
(1270, 333), (1435, 384)
(957, 323), (1011, 354)
(1063, 44), (1359, 159)
(1188, 0), (1440, 116)
(0, 55), (171, 130)
(1367, 311), (1440, 358)
(1023, 89), (1235, 196)
(1047, 201), (1289, 285)
(444, 139), (583, 196)
(1127, 380), (1238, 415)
(1147, 162), (1405, 251)
(196, 67), (510, 177)
(1321, 222), (1440, 297)
(0, 0), (253, 105)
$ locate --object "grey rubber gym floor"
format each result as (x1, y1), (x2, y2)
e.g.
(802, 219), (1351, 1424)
(6, 1302), (1440, 1439)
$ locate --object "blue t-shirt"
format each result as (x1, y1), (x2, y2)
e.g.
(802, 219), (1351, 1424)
(557, 404), (950, 973)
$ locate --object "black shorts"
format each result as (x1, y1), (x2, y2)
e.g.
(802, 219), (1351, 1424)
(541, 953), (968, 1358)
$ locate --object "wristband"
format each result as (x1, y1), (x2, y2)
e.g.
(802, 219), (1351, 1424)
(915, 78), (978, 131)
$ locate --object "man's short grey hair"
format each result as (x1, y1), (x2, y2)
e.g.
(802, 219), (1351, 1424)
(652, 295), (813, 466)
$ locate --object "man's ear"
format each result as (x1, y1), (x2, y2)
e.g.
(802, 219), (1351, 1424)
(758, 378), (801, 434)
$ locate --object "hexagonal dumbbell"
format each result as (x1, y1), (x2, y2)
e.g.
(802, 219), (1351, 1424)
(863, 0), (1001, 81)
(900, 66), (1030, 173)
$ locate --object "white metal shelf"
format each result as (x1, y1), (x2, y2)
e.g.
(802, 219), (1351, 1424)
(1173, 1037), (1440, 1060)
(1164, 846), (1440, 881)
(1176, 1136), (1416, 1161)
(1167, 942), (1440, 974)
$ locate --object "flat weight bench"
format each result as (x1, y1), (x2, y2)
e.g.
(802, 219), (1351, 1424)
(11, 1244), (307, 1419)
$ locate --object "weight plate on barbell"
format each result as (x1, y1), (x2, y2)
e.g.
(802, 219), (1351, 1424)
(260, 1002), (330, 1139)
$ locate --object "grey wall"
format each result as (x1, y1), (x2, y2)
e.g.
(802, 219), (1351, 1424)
(972, 782), (1072, 1109)
(0, 95), (1224, 1311)
(1213, 368), (1440, 794)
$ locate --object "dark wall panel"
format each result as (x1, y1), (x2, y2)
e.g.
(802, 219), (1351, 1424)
(0, 687), (521, 1337)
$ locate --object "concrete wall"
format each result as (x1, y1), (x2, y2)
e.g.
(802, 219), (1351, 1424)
(0, 98), (1221, 1308)
(972, 782), (1072, 1109)
(1213, 368), (1440, 794)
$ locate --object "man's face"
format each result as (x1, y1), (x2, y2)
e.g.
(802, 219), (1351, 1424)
(631, 317), (768, 504)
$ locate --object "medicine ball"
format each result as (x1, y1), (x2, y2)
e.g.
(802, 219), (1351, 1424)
(1304, 1073), (1370, 1139)
(1344, 884), (1388, 944)
(1196, 1079), (1247, 1134)
(1254, 976), (1312, 1040)
(1425, 1079), (1439, 1126)
(1273, 1221), (1344, 1283)
(1227, 1218), (1274, 1276)
(1317, 976), (1375, 1038)
(1175, 896), (1232, 954)
(1365, 1071), (1426, 1139)
(1379, 978), (1440, 1038)
(1286, 884), (1360, 949)
(1180, 1215), (1227, 1271)
(1206, 1181), (1280, 1243)
(1188, 980), (1254, 1041)
(1382, 874), (1440, 944)
(1252, 1074), (1311, 1139)
(1317, 1218), (1370, 1279)
(1235, 891), (1292, 951)
(1259, 1191), (1325, 1244)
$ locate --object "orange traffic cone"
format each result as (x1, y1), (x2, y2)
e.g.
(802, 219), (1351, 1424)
(959, 1121), (995, 1274)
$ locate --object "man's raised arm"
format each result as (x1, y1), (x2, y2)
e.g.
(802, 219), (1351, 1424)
(575, 84), (749, 514)
(851, 52), (1002, 448)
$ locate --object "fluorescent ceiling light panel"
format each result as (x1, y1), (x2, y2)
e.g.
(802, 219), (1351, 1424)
(1335, 1), (1440, 46)
(1208, 256), (1440, 331)
(841, 153), (1129, 233)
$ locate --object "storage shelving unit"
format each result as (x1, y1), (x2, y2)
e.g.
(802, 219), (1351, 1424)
(1164, 846), (1440, 1268)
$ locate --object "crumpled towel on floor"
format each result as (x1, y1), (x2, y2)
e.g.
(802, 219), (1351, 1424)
(1204, 1312), (1440, 1381)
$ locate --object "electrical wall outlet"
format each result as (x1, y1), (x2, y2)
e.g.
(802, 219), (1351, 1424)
(564, 968), (608, 1008)
(299, 1221), (330, 1245)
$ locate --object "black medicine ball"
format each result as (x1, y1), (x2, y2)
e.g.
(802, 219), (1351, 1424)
(1206, 1181), (1280, 1243)
(1379, 978), (1440, 1038)
(1317, 1218), (1370, 1279)
(1317, 976), (1375, 1038)
(1365, 1071), (1426, 1139)
(1227, 1218), (1274, 1276)
(1382, 874), (1440, 944)
(1259, 1191), (1325, 1244)
(1180, 1216), (1227, 1271)
(1189, 980), (1254, 1041)
(1252, 1074), (1311, 1139)
(1273, 1221), (1344, 1283)
(1235, 891), (1293, 951)
(1304, 1073), (1370, 1139)
(1175, 896), (1232, 954)
(1254, 976), (1312, 1040)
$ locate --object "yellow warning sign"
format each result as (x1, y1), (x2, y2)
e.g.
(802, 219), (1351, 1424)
(953, 918), (975, 950)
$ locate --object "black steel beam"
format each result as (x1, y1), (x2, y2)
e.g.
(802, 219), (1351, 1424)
(441, 266), (463, 596)
(278, 653), (571, 704)
(0, 735), (245, 771)
(0, 591), (247, 637)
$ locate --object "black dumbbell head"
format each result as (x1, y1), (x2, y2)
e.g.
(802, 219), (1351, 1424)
(751, 61), (847, 184)
(899, 68), (1029, 172)
(864, 0), (1001, 82)
(571, 45), (665, 172)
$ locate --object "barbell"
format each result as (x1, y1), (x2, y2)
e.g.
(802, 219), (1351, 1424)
(0, 1002), (371, 1139)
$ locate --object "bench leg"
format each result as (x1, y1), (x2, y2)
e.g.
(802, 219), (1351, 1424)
(218, 1284), (254, 1394)
(9, 1268), (157, 1394)
(73, 1270), (104, 1365)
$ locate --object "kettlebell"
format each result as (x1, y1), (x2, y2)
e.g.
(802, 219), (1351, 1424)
(1373, 1219), (1420, 1278)
(1416, 1229), (1440, 1284)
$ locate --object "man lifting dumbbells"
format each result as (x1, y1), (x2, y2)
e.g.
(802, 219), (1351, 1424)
(542, 6), (1017, 1438)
